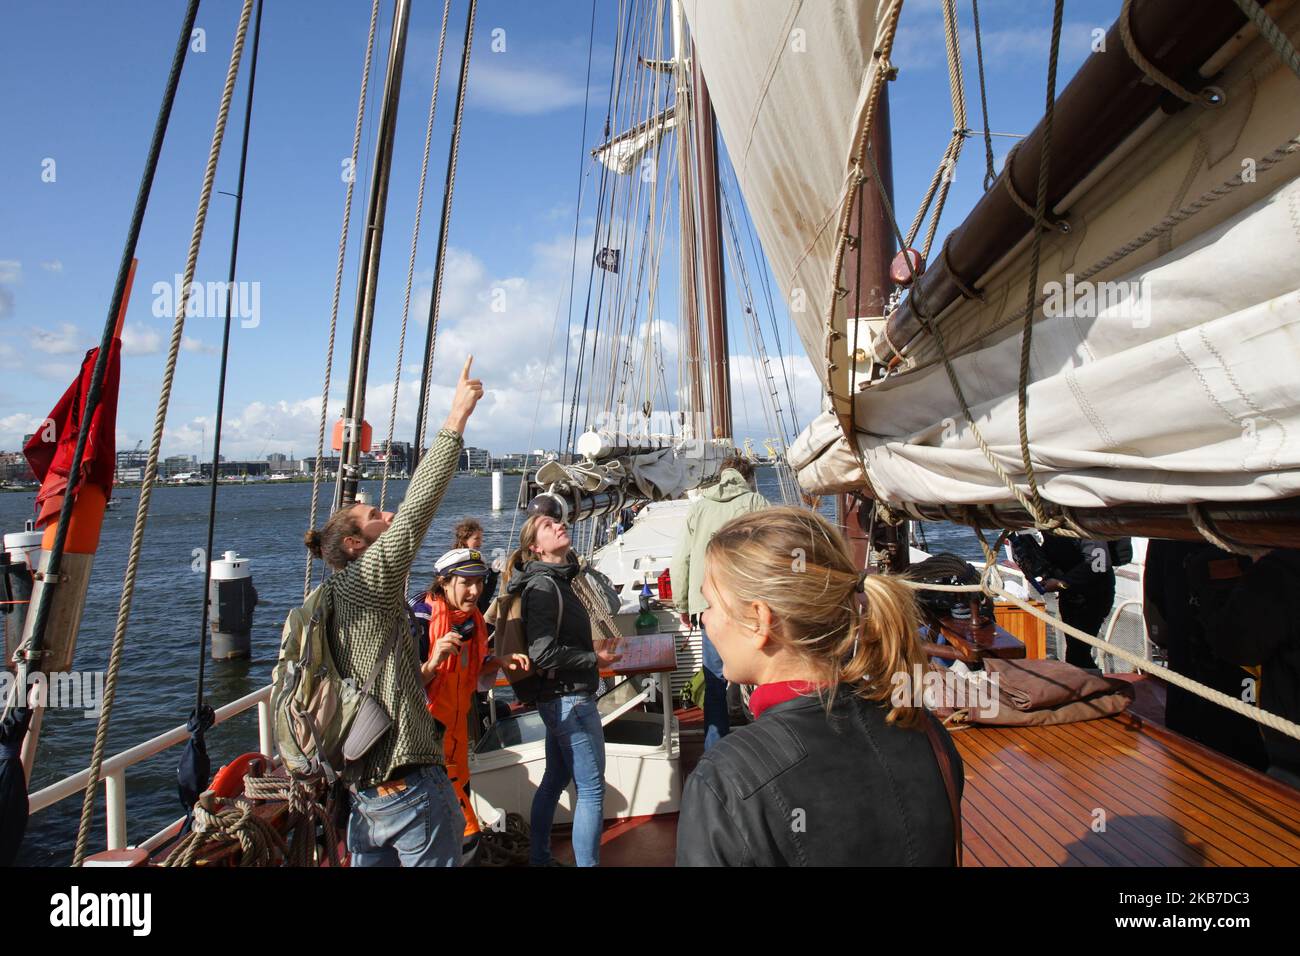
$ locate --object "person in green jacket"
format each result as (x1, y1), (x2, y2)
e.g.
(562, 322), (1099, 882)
(670, 456), (769, 749)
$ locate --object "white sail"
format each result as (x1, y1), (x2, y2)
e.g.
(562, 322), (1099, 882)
(681, 0), (888, 371)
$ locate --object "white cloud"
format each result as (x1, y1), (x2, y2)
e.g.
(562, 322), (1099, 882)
(0, 412), (44, 451)
(29, 322), (81, 355)
(38, 362), (78, 382)
(121, 322), (162, 356)
(471, 60), (591, 115)
(182, 335), (219, 355)
(40, 260), (63, 273)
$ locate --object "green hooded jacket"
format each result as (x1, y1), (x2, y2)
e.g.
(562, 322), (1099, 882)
(670, 469), (770, 616)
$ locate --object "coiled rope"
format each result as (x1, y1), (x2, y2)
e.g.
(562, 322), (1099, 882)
(74, 0), (258, 866)
(162, 793), (288, 868)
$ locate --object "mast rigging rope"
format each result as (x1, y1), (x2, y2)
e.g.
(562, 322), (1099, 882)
(304, 0), (382, 599)
(415, 0), (480, 462)
(194, 0), (265, 717)
(74, 0), (257, 867)
(380, 0), (454, 510)
(2, 1), (203, 725)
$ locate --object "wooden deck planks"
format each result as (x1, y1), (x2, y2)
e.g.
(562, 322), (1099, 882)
(951, 714), (1300, 867)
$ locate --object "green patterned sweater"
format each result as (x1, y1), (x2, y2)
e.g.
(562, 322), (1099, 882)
(323, 427), (463, 788)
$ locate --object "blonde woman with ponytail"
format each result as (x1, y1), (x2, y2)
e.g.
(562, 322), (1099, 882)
(675, 506), (963, 867)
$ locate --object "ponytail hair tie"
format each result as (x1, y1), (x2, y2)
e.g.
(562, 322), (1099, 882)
(854, 570), (869, 594)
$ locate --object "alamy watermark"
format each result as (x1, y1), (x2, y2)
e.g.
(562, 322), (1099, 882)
(1, 669), (105, 717)
(1042, 273), (1152, 328)
(889, 664), (1001, 719)
(151, 274), (261, 328)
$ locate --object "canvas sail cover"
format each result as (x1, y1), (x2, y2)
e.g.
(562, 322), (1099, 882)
(688, 0), (1300, 512)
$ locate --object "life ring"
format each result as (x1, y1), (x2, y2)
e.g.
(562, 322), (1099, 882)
(210, 752), (272, 798)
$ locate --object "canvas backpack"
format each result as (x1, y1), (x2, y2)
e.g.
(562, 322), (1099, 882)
(487, 576), (563, 706)
(270, 585), (401, 781)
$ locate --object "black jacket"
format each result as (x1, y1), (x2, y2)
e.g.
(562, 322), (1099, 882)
(505, 557), (599, 701)
(1201, 548), (1300, 777)
(677, 689), (962, 866)
(1040, 533), (1115, 614)
(1145, 541), (1267, 770)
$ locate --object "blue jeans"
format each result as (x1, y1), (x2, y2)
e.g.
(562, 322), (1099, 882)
(700, 622), (730, 751)
(347, 764), (464, 867)
(530, 693), (606, 866)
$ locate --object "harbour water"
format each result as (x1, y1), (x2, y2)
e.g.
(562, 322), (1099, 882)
(1, 469), (984, 865)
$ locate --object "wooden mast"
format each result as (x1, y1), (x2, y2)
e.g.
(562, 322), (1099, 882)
(691, 46), (731, 442)
(839, 87), (907, 571)
(334, 0), (412, 509)
(671, 0), (705, 439)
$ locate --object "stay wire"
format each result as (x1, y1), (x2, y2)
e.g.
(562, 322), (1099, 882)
(195, 0), (265, 714)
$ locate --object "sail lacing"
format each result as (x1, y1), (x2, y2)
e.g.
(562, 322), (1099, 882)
(1119, 0), (1224, 108)
(74, 0), (258, 867)
(305, 0), (383, 599)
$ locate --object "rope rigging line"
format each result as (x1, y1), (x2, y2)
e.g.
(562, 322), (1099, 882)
(380, 0), (453, 510)
(1232, 0), (1300, 81)
(1118, 0), (1221, 107)
(563, 0), (631, 456)
(1013, 0), (1065, 529)
(2, 0), (203, 726)
(415, 0), (479, 465)
(584, 0), (648, 435)
(730, 161), (802, 438)
(719, 177), (795, 504)
(194, 0), (265, 720)
(305, 0), (382, 599)
(557, 0), (603, 458)
(864, 142), (1059, 530)
(970, 0), (997, 191)
(74, 0), (257, 868)
(904, 566), (1300, 745)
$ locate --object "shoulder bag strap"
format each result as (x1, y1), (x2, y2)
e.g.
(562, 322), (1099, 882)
(923, 715), (964, 867)
(361, 618), (405, 696)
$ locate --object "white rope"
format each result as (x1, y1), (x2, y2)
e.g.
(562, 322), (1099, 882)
(74, 0), (258, 867)
(901, 568), (1300, 742)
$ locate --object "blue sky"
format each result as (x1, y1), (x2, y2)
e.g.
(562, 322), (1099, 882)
(0, 0), (1117, 461)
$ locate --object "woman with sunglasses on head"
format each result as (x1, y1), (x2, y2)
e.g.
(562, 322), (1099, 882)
(676, 506), (963, 867)
(501, 513), (622, 866)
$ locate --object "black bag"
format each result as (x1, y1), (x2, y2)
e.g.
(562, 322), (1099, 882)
(1107, 538), (1134, 568)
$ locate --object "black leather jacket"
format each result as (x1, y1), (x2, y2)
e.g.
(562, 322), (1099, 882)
(677, 689), (962, 866)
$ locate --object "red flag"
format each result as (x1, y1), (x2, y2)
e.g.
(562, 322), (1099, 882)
(23, 338), (122, 529)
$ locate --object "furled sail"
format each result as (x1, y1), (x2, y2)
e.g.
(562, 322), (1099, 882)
(688, 0), (1300, 522)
